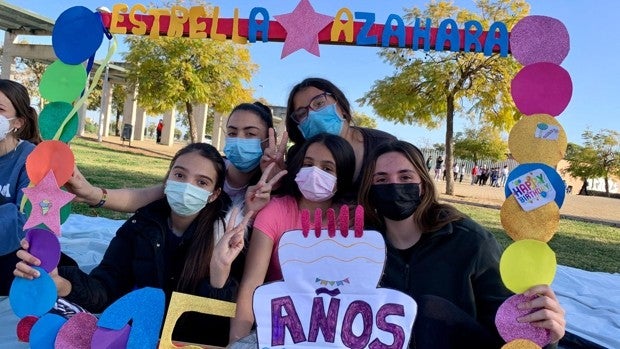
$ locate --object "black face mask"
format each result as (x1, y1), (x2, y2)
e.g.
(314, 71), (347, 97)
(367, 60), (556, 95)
(369, 183), (422, 221)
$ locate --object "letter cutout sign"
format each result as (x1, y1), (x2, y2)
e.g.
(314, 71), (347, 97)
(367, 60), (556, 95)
(253, 206), (417, 348)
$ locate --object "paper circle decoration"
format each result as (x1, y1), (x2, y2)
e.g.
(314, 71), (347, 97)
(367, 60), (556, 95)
(495, 294), (552, 347)
(511, 63), (572, 116)
(55, 312), (99, 348)
(25, 228), (62, 273)
(39, 60), (87, 103)
(499, 240), (557, 294)
(504, 163), (565, 209)
(510, 16), (570, 66)
(9, 266), (58, 318)
(25, 140), (75, 186)
(16, 315), (38, 342)
(501, 339), (542, 349)
(52, 6), (104, 64)
(500, 196), (559, 242)
(39, 102), (79, 143)
(508, 114), (567, 167)
(91, 324), (131, 349)
(29, 313), (67, 348)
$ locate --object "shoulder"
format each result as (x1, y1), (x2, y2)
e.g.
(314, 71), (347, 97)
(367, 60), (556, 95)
(357, 127), (396, 143)
(259, 195), (297, 215)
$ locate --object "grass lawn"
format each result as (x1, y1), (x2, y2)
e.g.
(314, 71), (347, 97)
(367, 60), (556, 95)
(69, 137), (620, 273)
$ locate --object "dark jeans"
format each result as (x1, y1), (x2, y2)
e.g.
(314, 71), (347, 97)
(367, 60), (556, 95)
(1, 251), (78, 296)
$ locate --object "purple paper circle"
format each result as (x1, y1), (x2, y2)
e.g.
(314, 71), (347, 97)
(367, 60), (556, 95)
(512, 63), (572, 116)
(25, 228), (61, 273)
(495, 294), (551, 347)
(510, 16), (570, 65)
(91, 324), (131, 349)
(55, 312), (99, 349)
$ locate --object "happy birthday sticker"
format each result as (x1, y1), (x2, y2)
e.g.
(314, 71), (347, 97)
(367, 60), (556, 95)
(507, 169), (556, 212)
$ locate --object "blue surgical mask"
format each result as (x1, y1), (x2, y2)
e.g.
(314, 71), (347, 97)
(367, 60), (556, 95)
(164, 180), (211, 217)
(223, 137), (263, 173)
(298, 104), (344, 139)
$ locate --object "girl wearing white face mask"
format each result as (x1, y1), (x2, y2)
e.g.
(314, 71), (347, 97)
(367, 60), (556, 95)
(0, 79), (49, 295)
(230, 133), (356, 343)
(15, 143), (253, 346)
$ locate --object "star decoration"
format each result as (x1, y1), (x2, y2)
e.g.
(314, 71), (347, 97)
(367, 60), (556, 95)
(22, 170), (75, 236)
(275, 0), (334, 58)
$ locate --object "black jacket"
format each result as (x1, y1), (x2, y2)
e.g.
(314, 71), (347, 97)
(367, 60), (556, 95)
(59, 198), (243, 346)
(379, 217), (512, 346)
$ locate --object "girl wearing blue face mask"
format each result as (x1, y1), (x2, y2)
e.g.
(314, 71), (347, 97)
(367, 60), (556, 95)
(280, 78), (396, 201)
(358, 141), (566, 349)
(230, 133), (356, 343)
(15, 143), (253, 346)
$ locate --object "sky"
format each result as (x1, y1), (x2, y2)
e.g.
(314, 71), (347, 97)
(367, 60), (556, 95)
(5, 0), (620, 147)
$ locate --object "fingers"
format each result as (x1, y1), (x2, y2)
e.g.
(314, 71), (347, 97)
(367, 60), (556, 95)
(16, 248), (40, 267)
(227, 206), (240, 231)
(268, 128), (276, 150)
(268, 169), (287, 187)
(277, 131), (288, 154)
(518, 285), (566, 343)
(14, 261), (40, 279)
(259, 163), (276, 184)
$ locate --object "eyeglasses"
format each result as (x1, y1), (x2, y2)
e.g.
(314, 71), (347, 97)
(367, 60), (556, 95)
(290, 92), (333, 124)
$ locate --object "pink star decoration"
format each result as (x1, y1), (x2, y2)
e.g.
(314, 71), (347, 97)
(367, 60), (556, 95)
(22, 170), (74, 236)
(275, 0), (334, 58)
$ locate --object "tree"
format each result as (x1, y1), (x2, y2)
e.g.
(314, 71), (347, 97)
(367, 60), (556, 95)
(565, 129), (620, 196)
(358, 0), (529, 195)
(124, 11), (256, 143)
(453, 126), (507, 164)
(352, 111), (378, 128)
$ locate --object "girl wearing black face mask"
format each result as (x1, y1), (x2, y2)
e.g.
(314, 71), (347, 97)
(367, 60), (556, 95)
(358, 140), (566, 349)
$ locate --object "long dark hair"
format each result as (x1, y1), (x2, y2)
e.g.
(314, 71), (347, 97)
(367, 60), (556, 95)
(227, 101), (274, 130)
(280, 133), (355, 203)
(165, 143), (231, 292)
(358, 140), (464, 232)
(0, 79), (42, 144)
(285, 78), (352, 146)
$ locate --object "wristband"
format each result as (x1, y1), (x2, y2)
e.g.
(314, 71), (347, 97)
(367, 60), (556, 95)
(89, 188), (108, 208)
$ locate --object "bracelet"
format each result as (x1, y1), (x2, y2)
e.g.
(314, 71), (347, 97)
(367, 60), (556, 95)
(89, 188), (108, 208)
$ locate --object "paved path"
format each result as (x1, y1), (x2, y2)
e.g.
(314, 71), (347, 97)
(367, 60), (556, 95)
(90, 135), (620, 227)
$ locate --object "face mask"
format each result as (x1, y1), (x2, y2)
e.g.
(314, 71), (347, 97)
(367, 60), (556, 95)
(370, 183), (422, 221)
(164, 180), (212, 217)
(224, 137), (263, 173)
(0, 116), (15, 141)
(295, 166), (337, 202)
(298, 104), (344, 139)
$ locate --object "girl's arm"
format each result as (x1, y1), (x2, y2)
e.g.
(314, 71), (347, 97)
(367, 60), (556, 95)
(229, 229), (274, 343)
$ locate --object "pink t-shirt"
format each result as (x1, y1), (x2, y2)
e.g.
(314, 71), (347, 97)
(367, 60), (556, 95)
(253, 195), (302, 281)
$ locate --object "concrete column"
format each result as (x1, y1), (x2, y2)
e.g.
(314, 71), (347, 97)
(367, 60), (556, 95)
(133, 107), (146, 141)
(1, 32), (16, 79)
(122, 85), (138, 141)
(161, 109), (176, 146)
(194, 103), (208, 143)
(77, 98), (87, 136)
(101, 81), (113, 137)
(211, 111), (227, 152)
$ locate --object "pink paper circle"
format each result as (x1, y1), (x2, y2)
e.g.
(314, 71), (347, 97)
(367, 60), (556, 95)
(25, 228), (61, 273)
(510, 16), (570, 65)
(55, 312), (98, 349)
(495, 294), (551, 347)
(511, 63), (572, 116)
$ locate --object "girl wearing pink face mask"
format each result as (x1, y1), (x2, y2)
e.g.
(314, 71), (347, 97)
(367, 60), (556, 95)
(229, 133), (355, 343)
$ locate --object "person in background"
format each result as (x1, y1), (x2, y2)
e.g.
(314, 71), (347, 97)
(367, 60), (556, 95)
(156, 119), (164, 143)
(229, 133), (356, 343)
(471, 163), (479, 185)
(15, 143), (252, 346)
(459, 163), (466, 183)
(434, 155), (443, 181)
(358, 140), (566, 349)
(0, 79), (77, 295)
(426, 156), (433, 172)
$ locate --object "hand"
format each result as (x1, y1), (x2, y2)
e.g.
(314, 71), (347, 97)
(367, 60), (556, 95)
(14, 239), (71, 296)
(260, 128), (287, 180)
(210, 207), (254, 288)
(245, 163), (287, 216)
(517, 284), (566, 343)
(65, 165), (99, 205)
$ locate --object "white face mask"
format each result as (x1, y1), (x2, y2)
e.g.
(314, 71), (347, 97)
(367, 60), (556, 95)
(0, 116), (16, 141)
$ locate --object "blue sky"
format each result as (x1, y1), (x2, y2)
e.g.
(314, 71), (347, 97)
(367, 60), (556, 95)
(6, 0), (620, 146)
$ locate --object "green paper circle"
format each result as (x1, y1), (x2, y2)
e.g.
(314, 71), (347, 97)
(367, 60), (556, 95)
(39, 60), (87, 103)
(24, 187), (72, 224)
(39, 102), (78, 142)
(499, 240), (557, 294)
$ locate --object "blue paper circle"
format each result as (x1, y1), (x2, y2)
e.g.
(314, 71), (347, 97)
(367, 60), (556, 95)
(504, 163), (566, 208)
(9, 266), (58, 318)
(52, 6), (104, 64)
(29, 313), (67, 348)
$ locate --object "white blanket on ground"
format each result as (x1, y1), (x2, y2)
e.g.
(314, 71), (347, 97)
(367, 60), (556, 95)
(0, 214), (618, 348)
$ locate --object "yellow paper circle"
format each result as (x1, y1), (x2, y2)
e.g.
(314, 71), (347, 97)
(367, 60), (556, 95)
(500, 239), (556, 294)
(508, 114), (567, 167)
(500, 195), (559, 242)
(502, 339), (542, 349)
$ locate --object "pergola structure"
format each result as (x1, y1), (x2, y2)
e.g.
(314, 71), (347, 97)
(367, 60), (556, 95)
(0, 2), (284, 149)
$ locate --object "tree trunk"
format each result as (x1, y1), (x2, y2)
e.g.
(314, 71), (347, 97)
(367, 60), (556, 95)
(115, 110), (121, 136)
(578, 179), (588, 196)
(444, 94), (455, 195)
(186, 101), (197, 143)
(604, 177), (610, 197)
